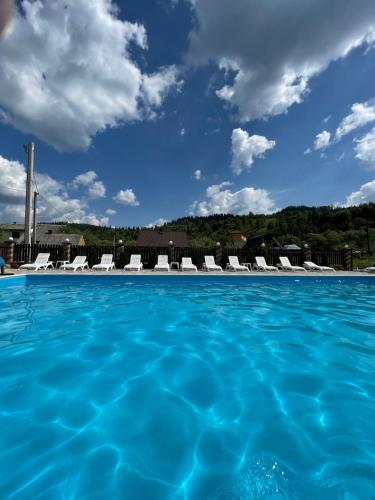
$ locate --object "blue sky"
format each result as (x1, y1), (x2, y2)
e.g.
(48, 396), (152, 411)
(0, 0), (375, 227)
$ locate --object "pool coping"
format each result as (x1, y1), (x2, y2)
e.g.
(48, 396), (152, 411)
(2, 270), (375, 279)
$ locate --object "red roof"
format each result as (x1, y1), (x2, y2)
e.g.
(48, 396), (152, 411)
(137, 230), (189, 247)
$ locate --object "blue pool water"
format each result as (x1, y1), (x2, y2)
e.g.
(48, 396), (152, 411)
(0, 275), (375, 499)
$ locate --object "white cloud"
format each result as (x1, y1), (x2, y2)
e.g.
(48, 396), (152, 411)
(314, 130), (331, 151)
(71, 171), (106, 199)
(304, 148), (311, 155)
(230, 128), (275, 175)
(0, 154), (108, 225)
(194, 169), (202, 180)
(105, 208), (117, 216)
(146, 218), (169, 228)
(190, 181), (276, 215)
(355, 126), (375, 167)
(113, 188), (139, 206)
(335, 101), (375, 141)
(187, 0), (375, 122)
(345, 179), (375, 206)
(0, 0), (180, 150)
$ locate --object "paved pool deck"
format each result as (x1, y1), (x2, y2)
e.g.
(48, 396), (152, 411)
(2, 269), (374, 278)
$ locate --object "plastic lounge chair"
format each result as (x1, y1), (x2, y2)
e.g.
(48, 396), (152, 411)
(363, 266), (375, 273)
(180, 257), (197, 272)
(253, 256), (278, 272)
(279, 256), (307, 272)
(203, 255), (223, 272)
(124, 254), (143, 272)
(226, 256), (249, 272)
(19, 253), (54, 271)
(60, 256), (89, 272)
(92, 254), (115, 272)
(154, 255), (170, 272)
(304, 261), (335, 272)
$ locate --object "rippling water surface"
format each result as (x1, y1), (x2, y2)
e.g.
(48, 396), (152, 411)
(0, 275), (375, 499)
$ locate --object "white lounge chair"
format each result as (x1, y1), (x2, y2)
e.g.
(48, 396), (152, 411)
(124, 254), (143, 272)
(154, 255), (170, 272)
(92, 254), (115, 272)
(181, 257), (197, 272)
(253, 256), (278, 272)
(203, 255), (223, 272)
(226, 256), (249, 272)
(304, 261), (335, 272)
(363, 266), (375, 273)
(60, 256), (89, 271)
(279, 256), (307, 272)
(19, 253), (54, 271)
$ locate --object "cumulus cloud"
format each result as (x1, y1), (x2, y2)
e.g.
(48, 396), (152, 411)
(355, 127), (375, 167)
(314, 130), (331, 151)
(190, 181), (276, 215)
(194, 169), (202, 180)
(187, 0), (375, 122)
(0, 0), (180, 150)
(146, 218), (169, 228)
(345, 179), (375, 206)
(335, 101), (375, 141)
(230, 128), (275, 175)
(105, 208), (117, 216)
(0, 154), (108, 225)
(113, 188), (139, 206)
(71, 171), (106, 199)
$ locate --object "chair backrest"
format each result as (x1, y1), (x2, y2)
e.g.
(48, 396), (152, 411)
(72, 256), (87, 265)
(205, 255), (216, 266)
(304, 261), (316, 267)
(101, 254), (113, 264)
(130, 254), (141, 264)
(35, 253), (50, 263)
(182, 257), (193, 266)
(255, 256), (267, 267)
(280, 256), (291, 267)
(157, 255), (168, 265)
(229, 256), (239, 266)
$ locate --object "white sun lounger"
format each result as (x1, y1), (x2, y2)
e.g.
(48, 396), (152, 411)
(304, 261), (335, 272)
(226, 256), (249, 272)
(60, 256), (89, 271)
(124, 254), (143, 272)
(154, 255), (170, 271)
(19, 253), (54, 271)
(92, 254), (115, 272)
(279, 256), (307, 272)
(181, 257), (197, 271)
(253, 256), (278, 272)
(203, 255), (223, 272)
(363, 266), (375, 273)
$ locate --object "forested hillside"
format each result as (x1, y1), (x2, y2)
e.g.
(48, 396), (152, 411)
(61, 204), (375, 266)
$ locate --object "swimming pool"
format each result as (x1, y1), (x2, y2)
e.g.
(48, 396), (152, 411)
(0, 275), (374, 498)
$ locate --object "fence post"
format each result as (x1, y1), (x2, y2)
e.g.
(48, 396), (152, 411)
(116, 241), (124, 268)
(215, 242), (222, 266)
(62, 240), (72, 263)
(168, 240), (175, 263)
(343, 245), (352, 271)
(4, 239), (15, 267)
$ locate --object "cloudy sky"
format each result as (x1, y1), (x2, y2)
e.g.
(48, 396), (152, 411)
(0, 0), (375, 227)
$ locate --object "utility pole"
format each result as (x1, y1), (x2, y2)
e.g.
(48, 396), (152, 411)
(24, 142), (35, 245)
(32, 191), (38, 244)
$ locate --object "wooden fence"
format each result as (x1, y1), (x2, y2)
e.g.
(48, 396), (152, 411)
(3, 243), (352, 270)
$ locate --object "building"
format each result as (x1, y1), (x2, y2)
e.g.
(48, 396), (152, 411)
(0, 223), (85, 245)
(228, 230), (248, 248)
(136, 229), (189, 247)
